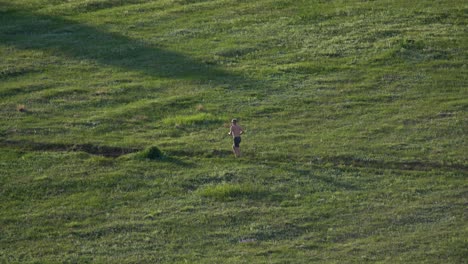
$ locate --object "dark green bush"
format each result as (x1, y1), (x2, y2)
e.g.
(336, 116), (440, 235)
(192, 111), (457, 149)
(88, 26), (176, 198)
(139, 146), (164, 160)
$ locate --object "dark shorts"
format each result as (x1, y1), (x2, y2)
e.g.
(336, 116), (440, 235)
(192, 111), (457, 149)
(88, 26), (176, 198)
(233, 137), (241, 147)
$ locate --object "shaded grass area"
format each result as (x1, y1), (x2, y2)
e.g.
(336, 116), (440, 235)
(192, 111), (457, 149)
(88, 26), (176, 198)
(1, 0), (467, 263)
(0, 3), (230, 82)
(1, 149), (466, 263)
(0, 139), (140, 157)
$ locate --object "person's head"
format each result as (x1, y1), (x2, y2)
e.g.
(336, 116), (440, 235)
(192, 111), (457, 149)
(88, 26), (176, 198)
(231, 119), (237, 124)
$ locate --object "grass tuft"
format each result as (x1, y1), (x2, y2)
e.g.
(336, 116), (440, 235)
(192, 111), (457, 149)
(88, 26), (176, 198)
(137, 146), (164, 160)
(196, 183), (266, 201)
(162, 113), (222, 126)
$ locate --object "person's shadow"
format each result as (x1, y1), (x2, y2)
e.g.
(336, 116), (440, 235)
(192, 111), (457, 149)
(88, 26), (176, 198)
(0, 3), (247, 86)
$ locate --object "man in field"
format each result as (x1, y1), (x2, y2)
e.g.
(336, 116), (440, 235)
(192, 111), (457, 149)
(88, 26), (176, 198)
(228, 119), (244, 158)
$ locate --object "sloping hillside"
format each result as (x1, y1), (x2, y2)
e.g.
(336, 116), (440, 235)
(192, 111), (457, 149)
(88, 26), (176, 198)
(1, 0), (466, 262)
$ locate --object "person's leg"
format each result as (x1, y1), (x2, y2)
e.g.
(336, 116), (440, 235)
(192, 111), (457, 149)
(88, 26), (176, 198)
(232, 144), (237, 157)
(233, 137), (241, 157)
(233, 147), (239, 157)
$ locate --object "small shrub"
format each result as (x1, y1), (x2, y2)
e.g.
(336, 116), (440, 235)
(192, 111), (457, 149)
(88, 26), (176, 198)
(138, 146), (164, 160)
(400, 38), (425, 50)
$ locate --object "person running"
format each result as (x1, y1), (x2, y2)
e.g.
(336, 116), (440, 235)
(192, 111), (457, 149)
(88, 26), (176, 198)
(228, 119), (244, 158)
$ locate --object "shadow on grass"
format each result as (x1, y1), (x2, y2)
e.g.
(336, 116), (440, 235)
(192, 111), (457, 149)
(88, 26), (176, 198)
(320, 155), (468, 172)
(0, 3), (259, 162)
(0, 139), (192, 167)
(160, 156), (193, 167)
(0, 3), (245, 85)
(294, 168), (358, 191)
(0, 139), (139, 157)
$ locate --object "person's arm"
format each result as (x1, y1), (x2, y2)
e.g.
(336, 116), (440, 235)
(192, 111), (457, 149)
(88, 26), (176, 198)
(228, 126), (232, 136)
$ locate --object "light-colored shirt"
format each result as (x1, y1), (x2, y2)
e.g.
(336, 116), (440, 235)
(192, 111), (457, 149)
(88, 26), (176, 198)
(229, 124), (243, 138)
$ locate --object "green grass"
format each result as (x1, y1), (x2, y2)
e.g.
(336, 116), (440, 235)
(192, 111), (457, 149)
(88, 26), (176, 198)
(196, 182), (267, 201)
(1, 0), (467, 263)
(162, 112), (223, 126)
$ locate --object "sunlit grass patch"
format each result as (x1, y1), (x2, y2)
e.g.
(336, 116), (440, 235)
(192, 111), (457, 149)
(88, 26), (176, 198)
(162, 113), (223, 126)
(196, 182), (266, 201)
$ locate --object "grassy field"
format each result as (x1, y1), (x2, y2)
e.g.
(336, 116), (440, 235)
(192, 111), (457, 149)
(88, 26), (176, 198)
(1, 0), (467, 263)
